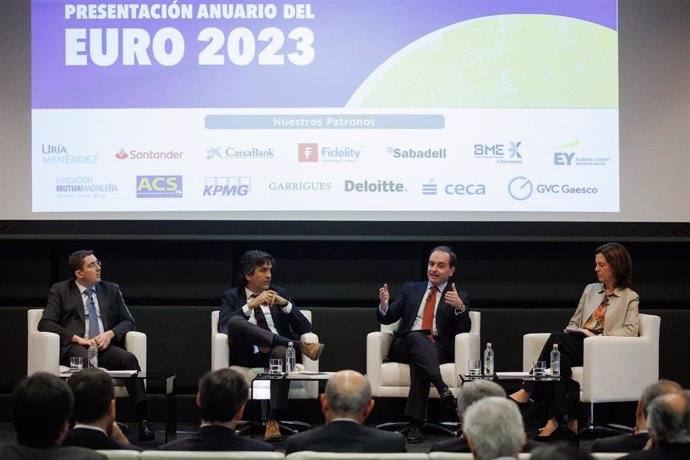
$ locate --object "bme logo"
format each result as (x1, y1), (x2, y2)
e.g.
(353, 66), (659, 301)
(203, 177), (251, 196)
(298, 143), (318, 162)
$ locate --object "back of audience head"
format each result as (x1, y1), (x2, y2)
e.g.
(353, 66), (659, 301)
(641, 379), (683, 420)
(322, 370), (373, 423)
(456, 379), (506, 417)
(11, 372), (73, 448)
(68, 368), (115, 424)
(647, 390), (690, 447)
(531, 444), (594, 460)
(197, 368), (248, 424)
(463, 396), (525, 460)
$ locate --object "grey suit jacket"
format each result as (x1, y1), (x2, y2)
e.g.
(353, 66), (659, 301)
(38, 279), (136, 360)
(567, 283), (640, 336)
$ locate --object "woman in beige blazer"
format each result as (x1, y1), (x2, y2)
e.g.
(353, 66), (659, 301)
(510, 242), (640, 441)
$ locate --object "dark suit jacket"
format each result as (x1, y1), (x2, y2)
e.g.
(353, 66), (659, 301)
(591, 432), (650, 453)
(285, 420), (406, 454)
(61, 427), (142, 451)
(218, 285), (312, 365)
(38, 279), (136, 361)
(620, 444), (690, 460)
(0, 444), (106, 460)
(159, 425), (274, 451)
(378, 281), (471, 356)
(431, 434), (539, 453)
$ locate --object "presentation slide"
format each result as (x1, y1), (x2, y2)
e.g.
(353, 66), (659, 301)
(31, 0), (620, 214)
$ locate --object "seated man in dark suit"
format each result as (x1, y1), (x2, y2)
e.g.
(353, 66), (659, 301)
(377, 245), (471, 443)
(159, 368), (274, 452)
(37, 249), (154, 440)
(591, 379), (682, 454)
(620, 391), (690, 460)
(432, 379), (538, 454)
(62, 368), (141, 451)
(0, 372), (105, 460)
(218, 249), (324, 441)
(285, 370), (405, 454)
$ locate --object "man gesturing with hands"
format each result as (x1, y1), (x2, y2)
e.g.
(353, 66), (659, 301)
(377, 245), (471, 443)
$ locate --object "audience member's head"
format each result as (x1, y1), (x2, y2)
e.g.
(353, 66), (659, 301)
(68, 368), (116, 425)
(456, 379), (507, 419)
(640, 379), (683, 422)
(196, 368), (248, 425)
(321, 370), (374, 424)
(531, 444), (594, 460)
(463, 396), (525, 460)
(647, 390), (690, 447)
(11, 372), (74, 448)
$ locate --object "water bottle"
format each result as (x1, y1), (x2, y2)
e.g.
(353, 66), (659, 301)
(550, 344), (561, 377)
(483, 342), (494, 376)
(285, 342), (296, 374)
(87, 341), (98, 368)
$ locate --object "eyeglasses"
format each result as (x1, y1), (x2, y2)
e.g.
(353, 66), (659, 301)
(85, 260), (102, 269)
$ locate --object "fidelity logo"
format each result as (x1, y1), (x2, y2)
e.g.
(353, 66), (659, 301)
(203, 177), (250, 196)
(298, 143), (361, 163)
(41, 143), (97, 164)
(115, 148), (183, 160)
(474, 141), (523, 164)
(207, 147), (275, 160)
(553, 141), (611, 167)
(136, 175), (182, 198)
(422, 178), (486, 196)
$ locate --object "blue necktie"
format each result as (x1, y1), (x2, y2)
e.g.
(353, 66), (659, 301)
(86, 288), (100, 338)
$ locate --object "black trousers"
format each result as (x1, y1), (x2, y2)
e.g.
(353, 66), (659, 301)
(523, 330), (585, 419)
(63, 343), (146, 408)
(389, 331), (453, 422)
(227, 316), (295, 411)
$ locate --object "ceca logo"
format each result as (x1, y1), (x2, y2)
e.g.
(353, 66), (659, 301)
(136, 175), (182, 198)
(422, 178), (486, 196)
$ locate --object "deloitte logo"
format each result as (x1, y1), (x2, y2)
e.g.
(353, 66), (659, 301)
(508, 176), (533, 200)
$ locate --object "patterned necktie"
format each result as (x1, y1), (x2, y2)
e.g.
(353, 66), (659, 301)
(422, 286), (437, 342)
(86, 288), (100, 338)
(250, 294), (271, 353)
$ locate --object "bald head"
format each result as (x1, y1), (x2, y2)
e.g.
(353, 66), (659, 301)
(647, 391), (690, 446)
(322, 370), (373, 423)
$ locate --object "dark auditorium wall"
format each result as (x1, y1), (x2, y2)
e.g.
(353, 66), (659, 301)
(1, 237), (689, 403)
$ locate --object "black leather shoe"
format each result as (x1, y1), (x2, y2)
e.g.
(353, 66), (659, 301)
(406, 424), (424, 443)
(138, 420), (155, 441)
(440, 389), (456, 410)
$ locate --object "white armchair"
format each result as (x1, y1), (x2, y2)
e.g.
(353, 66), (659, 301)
(211, 310), (319, 400)
(366, 311), (481, 434)
(522, 313), (660, 432)
(27, 308), (147, 396)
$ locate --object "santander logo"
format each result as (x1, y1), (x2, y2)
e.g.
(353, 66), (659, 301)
(115, 149), (128, 159)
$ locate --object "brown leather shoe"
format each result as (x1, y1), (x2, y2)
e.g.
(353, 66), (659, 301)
(300, 342), (324, 361)
(264, 419), (282, 441)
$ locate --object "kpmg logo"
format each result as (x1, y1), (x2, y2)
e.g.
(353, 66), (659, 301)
(298, 143), (361, 163)
(387, 147), (447, 159)
(553, 141), (611, 167)
(203, 177), (250, 196)
(422, 178), (486, 196)
(55, 176), (118, 196)
(115, 148), (183, 160)
(474, 141), (523, 164)
(136, 175), (182, 198)
(207, 147), (275, 160)
(41, 143), (97, 164)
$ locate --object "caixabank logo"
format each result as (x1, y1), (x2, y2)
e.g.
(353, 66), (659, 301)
(136, 175), (182, 198)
